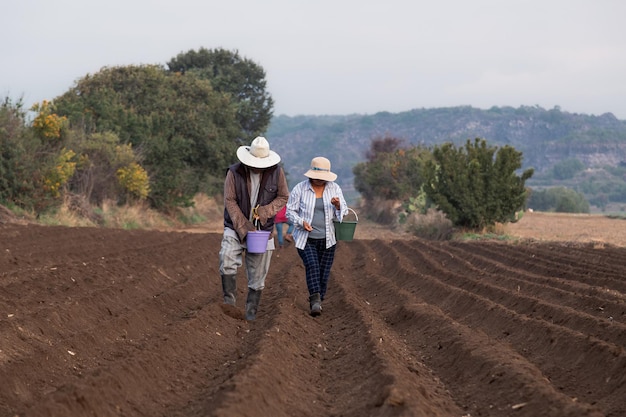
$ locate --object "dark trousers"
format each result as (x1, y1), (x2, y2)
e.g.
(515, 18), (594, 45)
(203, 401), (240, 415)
(297, 238), (336, 300)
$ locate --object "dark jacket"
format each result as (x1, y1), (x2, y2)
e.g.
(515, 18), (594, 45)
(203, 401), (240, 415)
(223, 162), (289, 239)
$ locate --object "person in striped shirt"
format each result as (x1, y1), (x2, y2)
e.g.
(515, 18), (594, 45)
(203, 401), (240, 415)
(286, 157), (348, 316)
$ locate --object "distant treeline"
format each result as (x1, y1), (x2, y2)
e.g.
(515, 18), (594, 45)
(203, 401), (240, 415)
(267, 106), (626, 210)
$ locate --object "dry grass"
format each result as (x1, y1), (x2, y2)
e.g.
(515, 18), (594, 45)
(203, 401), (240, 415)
(100, 200), (176, 229)
(405, 209), (454, 240)
(504, 211), (626, 247)
(38, 204), (96, 228)
(20, 195), (626, 248)
(34, 193), (224, 230)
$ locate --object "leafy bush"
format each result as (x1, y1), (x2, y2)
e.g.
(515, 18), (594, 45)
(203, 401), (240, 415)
(43, 149), (76, 198)
(117, 162), (150, 201)
(422, 138), (534, 229)
(54, 64), (243, 210)
(30, 100), (67, 140)
(353, 136), (431, 202)
(527, 186), (590, 213)
(0, 97), (51, 210)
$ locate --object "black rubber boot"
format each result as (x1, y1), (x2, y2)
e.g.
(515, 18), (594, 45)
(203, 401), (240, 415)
(221, 275), (237, 306)
(309, 293), (322, 317)
(245, 288), (262, 321)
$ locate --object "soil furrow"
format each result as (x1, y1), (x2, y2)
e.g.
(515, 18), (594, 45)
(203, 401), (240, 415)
(395, 240), (626, 339)
(455, 241), (626, 294)
(3, 222), (626, 417)
(333, 241), (465, 416)
(2, 229), (224, 416)
(379, 240), (626, 416)
(344, 240), (604, 416)
(441, 241), (626, 323)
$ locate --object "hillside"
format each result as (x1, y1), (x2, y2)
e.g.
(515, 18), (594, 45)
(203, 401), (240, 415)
(267, 106), (626, 205)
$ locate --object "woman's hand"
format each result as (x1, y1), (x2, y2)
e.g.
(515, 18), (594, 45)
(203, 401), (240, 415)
(302, 221), (313, 232)
(331, 197), (340, 210)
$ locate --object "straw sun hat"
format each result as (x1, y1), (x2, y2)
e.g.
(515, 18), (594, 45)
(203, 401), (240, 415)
(236, 136), (281, 169)
(304, 156), (337, 182)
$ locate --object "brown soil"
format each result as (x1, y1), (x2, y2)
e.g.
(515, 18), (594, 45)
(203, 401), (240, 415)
(2, 212), (626, 416)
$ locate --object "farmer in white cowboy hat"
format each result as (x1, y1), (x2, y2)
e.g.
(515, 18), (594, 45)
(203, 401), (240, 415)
(286, 156), (348, 316)
(219, 136), (289, 320)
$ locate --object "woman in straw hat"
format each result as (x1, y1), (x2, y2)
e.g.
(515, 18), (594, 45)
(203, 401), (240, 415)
(219, 136), (289, 321)
(286, 156), (348, 316)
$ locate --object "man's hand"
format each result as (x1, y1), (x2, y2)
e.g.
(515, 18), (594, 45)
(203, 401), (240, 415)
(252, 205), (260, 228)
(303, 221), (313, 232)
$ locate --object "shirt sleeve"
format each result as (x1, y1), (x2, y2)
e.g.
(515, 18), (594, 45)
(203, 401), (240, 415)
(224, 170), (253, 240)
(286, 181), (306, 227)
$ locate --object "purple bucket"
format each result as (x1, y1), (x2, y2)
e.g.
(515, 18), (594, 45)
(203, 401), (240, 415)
(247, 230), (271, 253)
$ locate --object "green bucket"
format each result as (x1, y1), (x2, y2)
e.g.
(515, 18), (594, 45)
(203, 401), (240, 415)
(333, 208), (358, 241)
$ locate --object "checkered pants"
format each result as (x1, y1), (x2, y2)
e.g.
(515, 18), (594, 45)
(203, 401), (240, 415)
(297, 238), (336, 300)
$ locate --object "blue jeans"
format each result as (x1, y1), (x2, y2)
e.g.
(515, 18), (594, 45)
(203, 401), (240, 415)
(275, 222), (294, 246)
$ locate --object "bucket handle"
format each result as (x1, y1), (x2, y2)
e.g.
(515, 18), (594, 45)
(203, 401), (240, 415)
(342, 207), (358, 222)
(253, 204), (261, 230)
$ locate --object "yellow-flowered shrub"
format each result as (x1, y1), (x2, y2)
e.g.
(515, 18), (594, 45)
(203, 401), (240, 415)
(31, 100), (67, 140)
(116, 162), (150, 200)
(43, 149), (77, 198)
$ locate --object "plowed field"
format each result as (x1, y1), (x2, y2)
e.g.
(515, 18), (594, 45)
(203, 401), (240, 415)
(1, 212), (626, 416)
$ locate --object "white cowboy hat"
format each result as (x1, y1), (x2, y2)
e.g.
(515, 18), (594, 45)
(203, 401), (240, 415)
(236, 136), (281, 168)
(304, 156), (337, 181)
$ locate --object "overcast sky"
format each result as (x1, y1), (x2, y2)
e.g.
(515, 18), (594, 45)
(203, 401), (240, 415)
(3, 0), (626, 119)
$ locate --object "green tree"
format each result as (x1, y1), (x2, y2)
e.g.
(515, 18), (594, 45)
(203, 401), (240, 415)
(54, 64), (241, 209)
(354, 136), (431, 201)
(0, 98), (37, 206)
(167, 47), (274, 141)
(527, 187), (589, 213)
(423, 138), (534, 229)
(0, 97), (61, 211)
(551, 158), (585, 180)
